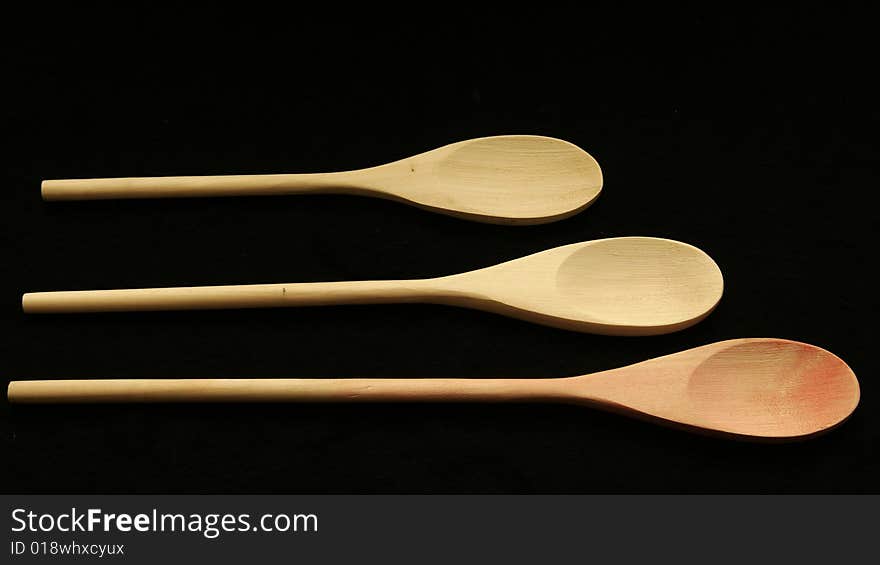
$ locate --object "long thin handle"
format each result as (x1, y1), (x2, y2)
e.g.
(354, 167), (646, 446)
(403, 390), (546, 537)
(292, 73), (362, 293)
(41, 172), (366, 201)
(7, 378), (566, 404)
(22, 280), (435, 313)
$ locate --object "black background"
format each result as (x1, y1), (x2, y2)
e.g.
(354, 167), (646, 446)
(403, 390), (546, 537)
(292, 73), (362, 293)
(2, 12), (876, 493)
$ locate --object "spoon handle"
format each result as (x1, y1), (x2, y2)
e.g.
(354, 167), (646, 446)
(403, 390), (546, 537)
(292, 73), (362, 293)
(7, 378), (565, 404)
(41, 172), (364, 201)
(22, 280), (434, 313)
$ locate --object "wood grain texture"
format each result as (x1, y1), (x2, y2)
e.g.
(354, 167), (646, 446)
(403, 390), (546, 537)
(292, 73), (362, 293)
(40, 135), (603, 225)
(7, 339), (859, 441)
(22, 237), (724, 336)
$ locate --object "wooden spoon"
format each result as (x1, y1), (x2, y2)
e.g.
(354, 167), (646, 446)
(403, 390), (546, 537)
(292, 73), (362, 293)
(40, 135), (603, 224)
(22, 237), (723, 335)
(7, 339), (859, 441)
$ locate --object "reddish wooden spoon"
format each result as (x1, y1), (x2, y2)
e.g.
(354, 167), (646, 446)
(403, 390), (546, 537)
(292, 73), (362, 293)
(7, 339), (858, 441)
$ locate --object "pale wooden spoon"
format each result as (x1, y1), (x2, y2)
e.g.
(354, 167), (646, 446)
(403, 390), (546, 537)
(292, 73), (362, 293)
(7, 339), (859, 441)
(40, 135), (603, 224)
(22, 237), (723, 335)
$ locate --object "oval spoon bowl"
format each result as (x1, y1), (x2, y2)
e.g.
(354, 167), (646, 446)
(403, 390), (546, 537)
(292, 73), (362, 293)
(577, 338), (860, 441)
(449, 237), (724, 335)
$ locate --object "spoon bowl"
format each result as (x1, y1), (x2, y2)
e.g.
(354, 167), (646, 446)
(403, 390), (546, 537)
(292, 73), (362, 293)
(40, 135), (603, 224)
(576, 338), (860, 440)
(401, 135), (603, 223)
(440, 237), (724, 334)
(22, 237), (723, 335)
